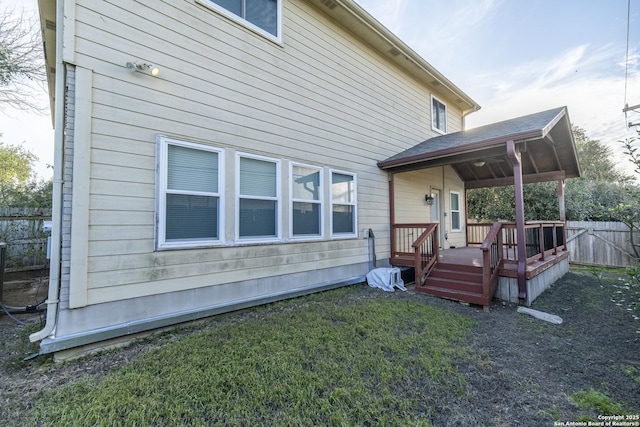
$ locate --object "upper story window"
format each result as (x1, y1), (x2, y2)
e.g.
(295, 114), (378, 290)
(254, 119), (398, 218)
(330, 170), (357, 237)
(237, 153), (281, 241)
(431, 95), (447, 134)
(157, 137), (224, 249)
(291, 163), (323, 238)
(202, 0), (281, 40)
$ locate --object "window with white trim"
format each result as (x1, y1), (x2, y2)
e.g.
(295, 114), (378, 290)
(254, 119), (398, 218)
(331, 171), (357, 237)
(157, 137), (223, 249)
(291, 163), (322, 238)
(450, 191), (462, 232)
(237, 153), (280, 240)
(432, 95), (447, 134)
(201, 0), (280, 39)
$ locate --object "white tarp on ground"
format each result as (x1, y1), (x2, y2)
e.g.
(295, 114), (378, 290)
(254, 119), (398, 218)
(366, 267), (406, 292)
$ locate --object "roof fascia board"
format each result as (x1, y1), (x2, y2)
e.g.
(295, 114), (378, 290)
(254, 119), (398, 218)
(38, 0), (58, 121)
(540, 107), (567, 139)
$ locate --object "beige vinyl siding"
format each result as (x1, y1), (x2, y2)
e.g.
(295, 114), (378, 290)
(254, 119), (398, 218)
(69, 0), (466, 304)
(445, 103), (464, 133)
(393, 169), (441, 225)
(392, 166), (466, 247)
(86, 243), (367, 305)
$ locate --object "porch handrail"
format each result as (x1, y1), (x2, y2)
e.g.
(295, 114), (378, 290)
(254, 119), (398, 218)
(412, 223), (439, 286)
(391, 223), (433, 264)
(469, 221), (567, 262)
(467, 223), (493, 246)
(501, 221), (566, 263)
(480, 222), (504, 300)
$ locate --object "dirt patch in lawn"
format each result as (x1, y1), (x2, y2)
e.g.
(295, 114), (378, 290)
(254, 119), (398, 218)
(1, 267), (639, 426)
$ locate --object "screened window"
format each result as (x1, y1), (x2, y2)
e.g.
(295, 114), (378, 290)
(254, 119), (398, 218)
(432, 95), (447, 134)
(238, 154), (280, 240)
(204, 0), (280, 38)
(158, 137), (223, 249)
(331, 171), (357, 236)
(450, 191), (461, 232)
(291, 164), (322, 238)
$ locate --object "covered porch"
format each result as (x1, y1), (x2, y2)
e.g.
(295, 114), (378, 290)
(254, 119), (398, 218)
(378, 107), (580, 309)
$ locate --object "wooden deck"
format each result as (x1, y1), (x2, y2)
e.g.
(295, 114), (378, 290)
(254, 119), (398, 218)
(391, 222), (568, 308)
(438, 246), (570, 278)
(393, 245), (569, 308)
(438, 247), (483, 267)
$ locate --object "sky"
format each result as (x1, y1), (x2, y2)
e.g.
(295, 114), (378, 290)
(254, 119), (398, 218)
(2, 0), (640, 179)
(1, 0), (54, 179)
(354, 0), (640, 171)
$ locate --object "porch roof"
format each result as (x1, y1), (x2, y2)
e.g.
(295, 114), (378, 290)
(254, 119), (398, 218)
(378, 107), (581, 189)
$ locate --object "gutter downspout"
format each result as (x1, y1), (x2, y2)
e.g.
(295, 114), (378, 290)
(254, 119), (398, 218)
(507, 140), (527, 300)
(30, 0), (65, 343)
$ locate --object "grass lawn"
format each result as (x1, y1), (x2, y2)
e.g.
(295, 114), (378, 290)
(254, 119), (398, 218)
(6, 267), (639, 426)
(28, 288), (477, 426)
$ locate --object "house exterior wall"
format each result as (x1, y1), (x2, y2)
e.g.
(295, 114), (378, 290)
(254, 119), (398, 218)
(48, 0), (469, 348)
(392, 166), (466, 248)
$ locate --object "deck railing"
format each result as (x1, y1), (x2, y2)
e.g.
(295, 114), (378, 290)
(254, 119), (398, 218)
(391, 223), (433, 264)
(479, 222), (504, 300)
(390, 221), (566, 300)
(390, 223), (439, 285)
(468, 221), (566, 264)
(501, 221), (566, 264)
(467, 223), (492, 246)
(411, 224), (439, 286)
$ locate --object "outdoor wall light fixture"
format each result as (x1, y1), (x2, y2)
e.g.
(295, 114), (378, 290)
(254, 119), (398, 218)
(473, 161), (486, 167)
(425, 195), (435, 205)
(126, 62), (160, 77)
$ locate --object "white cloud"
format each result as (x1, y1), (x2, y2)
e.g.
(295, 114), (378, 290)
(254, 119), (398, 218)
(465, 44), (640, 174)
(411, 0), (499, 54)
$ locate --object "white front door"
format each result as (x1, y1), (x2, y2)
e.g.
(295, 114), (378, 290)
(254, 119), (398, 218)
(430, 190), (445, 248)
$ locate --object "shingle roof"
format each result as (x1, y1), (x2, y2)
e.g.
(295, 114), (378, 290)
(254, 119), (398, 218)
(378, 107), (580, 187)
(379, 107), (567, 168)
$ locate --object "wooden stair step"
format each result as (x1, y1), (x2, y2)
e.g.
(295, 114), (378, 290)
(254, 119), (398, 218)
(428, 268), (482, 283)
(423, 276), (483, 293)
(417, 285), (490, 306)
(436, 262), (482, 274)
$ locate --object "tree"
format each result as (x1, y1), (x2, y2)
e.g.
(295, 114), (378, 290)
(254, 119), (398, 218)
(572, 126), (632, 183)
(622, 137), (640, 176)
(565, 128), (635, 221)
(467, 182), (559, 223)
(614, 137), (640, 257)
(0, 5), (47, 113)
(0, 138), (51, 208)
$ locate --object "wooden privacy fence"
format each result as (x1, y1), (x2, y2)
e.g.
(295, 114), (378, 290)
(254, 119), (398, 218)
(566, 221), (639, 267)
(0, 208), (52, 271)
